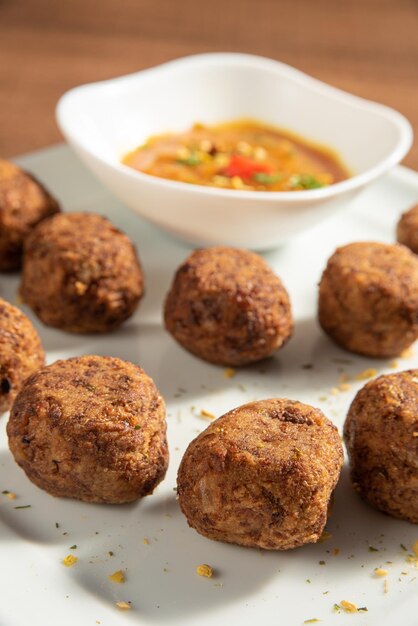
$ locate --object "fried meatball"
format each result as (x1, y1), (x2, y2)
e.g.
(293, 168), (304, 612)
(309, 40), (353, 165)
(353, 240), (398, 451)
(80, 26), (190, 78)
(20, 212), (144, 333)
(7, 355), (168, 504)
(177, 398), (343, 550)
(397, 204), (418, 254)
(164, 247), (293, 366)
(318, 242), (418, 358)
(0, 159), (60, 271)
(0, 298), (45, 414)
(344, 371), (418, 523)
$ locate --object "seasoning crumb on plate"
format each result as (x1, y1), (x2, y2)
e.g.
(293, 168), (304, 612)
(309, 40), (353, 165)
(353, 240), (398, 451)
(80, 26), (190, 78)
(339, 382), (351, 392)
(336, 600), (368, 613)
(355, 368), (377, 380)
(337, 600), (357, 613)
(374, 568), (388, 577)
(196, 564), (213, 578)
(224, 367), (236, 378)
(115, 601), (131, 610)
(108, 570), (125, 584)
(200, 409), (216, 420)
(62, 555), (78, 567)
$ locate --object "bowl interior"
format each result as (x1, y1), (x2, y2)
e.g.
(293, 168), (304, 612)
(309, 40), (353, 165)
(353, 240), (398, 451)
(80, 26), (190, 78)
(59, 55), (410, 178)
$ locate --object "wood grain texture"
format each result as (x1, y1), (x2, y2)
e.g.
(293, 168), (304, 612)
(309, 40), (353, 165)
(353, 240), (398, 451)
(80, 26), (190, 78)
(0, 0), (417, 168)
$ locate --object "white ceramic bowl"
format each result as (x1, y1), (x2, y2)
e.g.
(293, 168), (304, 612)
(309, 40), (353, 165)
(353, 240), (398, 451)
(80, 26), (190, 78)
(56, 53), (413, 250)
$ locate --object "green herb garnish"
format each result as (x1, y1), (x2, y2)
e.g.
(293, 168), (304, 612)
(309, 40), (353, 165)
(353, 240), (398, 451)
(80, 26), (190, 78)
(55, 522), (60, 528)
(134, 425), (141, 430)
(368, 546), (379, 552)
(14, 505), (31, 509)
(252, 172), (282, 184)
(400, 543), (408, 551)
(70, 545), (77, 550)
(176, 152), (202, 166)
(289, 174), (324, 189)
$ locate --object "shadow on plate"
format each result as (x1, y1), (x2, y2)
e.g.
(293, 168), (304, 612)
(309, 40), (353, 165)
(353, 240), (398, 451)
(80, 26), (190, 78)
(71, 492), (283, 623)
(300, 463), (417, 577)
(0, 447), (140, 545)
(153, 316), (392, 414)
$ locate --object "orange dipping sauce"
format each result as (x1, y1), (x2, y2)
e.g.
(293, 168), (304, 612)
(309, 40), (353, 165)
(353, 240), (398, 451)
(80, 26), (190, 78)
(123, 119), (349, 192)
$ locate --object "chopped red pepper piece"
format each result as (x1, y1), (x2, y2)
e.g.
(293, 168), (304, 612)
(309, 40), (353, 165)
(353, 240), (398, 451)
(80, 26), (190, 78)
(222, 154), (272, 181)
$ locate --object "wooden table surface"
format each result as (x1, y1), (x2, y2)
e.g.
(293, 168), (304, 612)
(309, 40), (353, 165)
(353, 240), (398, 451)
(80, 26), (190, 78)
(1, 0), (417, 169)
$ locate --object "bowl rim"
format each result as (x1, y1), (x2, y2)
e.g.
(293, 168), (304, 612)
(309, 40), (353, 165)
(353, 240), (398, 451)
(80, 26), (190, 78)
(56, 52), (413, 203)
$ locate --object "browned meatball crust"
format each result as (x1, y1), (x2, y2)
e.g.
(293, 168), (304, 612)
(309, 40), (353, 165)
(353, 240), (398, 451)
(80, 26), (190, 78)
(318, 242), (418, 358)
(177, 399), (343, 550)
(344, 370), (418, 523)
(20, 212), (144, 333)
(0, 159), (60, 271)
(397, 204), (418, 254)
(0, 298), (45, 414)
(7, 355), (168, 504)
(164, 247), (293, 366)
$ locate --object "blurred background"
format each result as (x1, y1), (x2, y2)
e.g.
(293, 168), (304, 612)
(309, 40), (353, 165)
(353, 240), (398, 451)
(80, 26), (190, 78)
(0, 0), (417, 168)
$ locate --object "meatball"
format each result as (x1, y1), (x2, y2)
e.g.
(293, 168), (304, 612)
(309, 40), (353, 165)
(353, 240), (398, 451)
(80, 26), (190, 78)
(7, 355), (168, 504)
(344, 371), (418, 523)
(397, 204), (418, 254)
(318, 241), (418, 358)
(0, 298), (45, 414)
(0, 159), (60, 271)
(164, 247), (293, 366)
(20, 212), (144, 333)
(177, 398), (343, 550)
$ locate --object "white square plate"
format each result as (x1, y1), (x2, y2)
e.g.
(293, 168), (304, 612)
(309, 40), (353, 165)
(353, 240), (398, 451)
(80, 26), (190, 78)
(0, 146), (417, 626)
